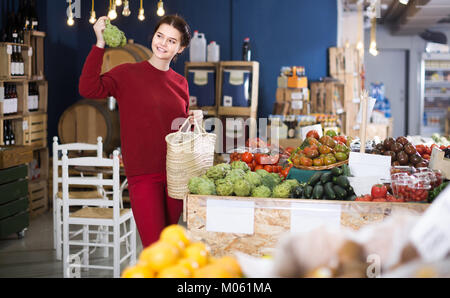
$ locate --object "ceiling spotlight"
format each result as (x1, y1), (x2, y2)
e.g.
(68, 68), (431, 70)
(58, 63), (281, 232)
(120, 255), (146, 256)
(399, 0), (409, 5)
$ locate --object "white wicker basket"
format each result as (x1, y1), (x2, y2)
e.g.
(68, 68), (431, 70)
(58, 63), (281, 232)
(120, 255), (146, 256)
(165, 118), (216, 199)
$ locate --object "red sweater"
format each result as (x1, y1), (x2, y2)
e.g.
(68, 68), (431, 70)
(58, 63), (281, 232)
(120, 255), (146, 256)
(79, 46), (189, 177)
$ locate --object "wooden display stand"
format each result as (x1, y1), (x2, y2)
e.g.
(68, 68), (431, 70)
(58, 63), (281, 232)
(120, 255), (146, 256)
(0, 31), (49, 219)
(185, 194), (429, 257)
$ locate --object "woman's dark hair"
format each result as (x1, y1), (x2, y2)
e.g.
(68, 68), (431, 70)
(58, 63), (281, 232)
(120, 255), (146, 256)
(153, 14), (191, 48)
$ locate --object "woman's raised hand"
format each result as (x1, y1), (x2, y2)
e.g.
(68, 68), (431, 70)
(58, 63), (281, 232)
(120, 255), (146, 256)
(93, 16), (109, 48)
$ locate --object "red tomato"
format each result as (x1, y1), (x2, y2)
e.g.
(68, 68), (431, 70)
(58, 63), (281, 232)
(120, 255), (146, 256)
(241, 152), (254, 163)
(285, 147), (295, 154)
(263, 165), (273, 173)
(252, 159), (257, 168)
(423, 154), (430, 160)
(371, 184), (387, 199)
(256, 154), (280, 165)
(254, 165), (264, 171)
(306, 130), (320, 140)
(281, 167), (291, 178)
(247, 162), (255, 171)
(273, 165), (279, 173)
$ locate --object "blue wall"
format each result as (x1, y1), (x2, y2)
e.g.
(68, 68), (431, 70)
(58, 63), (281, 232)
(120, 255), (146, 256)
(3, 0), (337, 146)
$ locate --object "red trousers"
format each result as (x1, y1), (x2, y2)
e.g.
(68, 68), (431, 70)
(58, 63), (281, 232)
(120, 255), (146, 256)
(127, 173), (183, 248)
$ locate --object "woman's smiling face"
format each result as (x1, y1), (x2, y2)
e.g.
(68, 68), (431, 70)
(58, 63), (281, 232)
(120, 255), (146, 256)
(151, 23), (185, 61)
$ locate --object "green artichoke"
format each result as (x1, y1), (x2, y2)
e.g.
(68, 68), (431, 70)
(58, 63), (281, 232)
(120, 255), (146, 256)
(272, 183), (292, 198)
(252, 185), (272, 198)
(231, 161), (250, 172)
(103, 19), (127, 48)
(233, 179), (252, 197)
(216, 180), (234, 196)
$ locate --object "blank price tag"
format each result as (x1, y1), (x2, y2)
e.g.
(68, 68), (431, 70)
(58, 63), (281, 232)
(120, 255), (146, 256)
(206, 199), (255, 235)
(349, 152), (391, 179)
(410, 187), (450, 262)
(28, 47), (33, 57)
(6, 45), (12, 55)
(290, 202), (342, 234)
(22, 120), (29, 131)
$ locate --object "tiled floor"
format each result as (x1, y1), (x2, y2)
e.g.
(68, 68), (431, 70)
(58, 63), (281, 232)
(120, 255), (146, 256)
(0, 210), (147, 278)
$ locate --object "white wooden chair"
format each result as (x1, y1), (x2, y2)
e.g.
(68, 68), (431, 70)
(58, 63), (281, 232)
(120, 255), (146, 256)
(53, 136), (107, 260)
(61, 150), (136, 278)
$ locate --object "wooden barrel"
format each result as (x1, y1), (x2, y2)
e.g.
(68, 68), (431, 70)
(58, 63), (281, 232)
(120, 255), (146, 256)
(58, 99), (121, 155)
(101, 40), (152, 74)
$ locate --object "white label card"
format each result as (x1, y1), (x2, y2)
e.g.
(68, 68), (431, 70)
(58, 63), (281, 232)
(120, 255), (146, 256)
(300, 124), (323, 140)
(223, 96), (233, 107)
(349, 152), (391, 179)
(290, 202), (342, 234)
(189, 96), (197, 107)
(6, 45), (12, 55)
(291, 92), (303, 100)
(206, 199), (255, 235)
(410, 186), (450, 262)
(291, 100), (303, 110)
(23, 120), (29, 130)
(28, 47), (33, 57)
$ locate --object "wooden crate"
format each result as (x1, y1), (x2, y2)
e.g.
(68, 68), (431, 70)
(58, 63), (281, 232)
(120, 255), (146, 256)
(185, 62), (219, 117)
(28, 179), (48, 218)
(0, 43), (32, 80)
(26, 80), (48, 114)
(0, 80), (27, 118)
(310, 81), (345, 114)
(12, 113), (47, 149)
(329, 46), (361, 77)
(185, 195), (429, 257)
(24, 31), (46, 80)
(28, 147), (49, 183)
(0, 146), (33, 170)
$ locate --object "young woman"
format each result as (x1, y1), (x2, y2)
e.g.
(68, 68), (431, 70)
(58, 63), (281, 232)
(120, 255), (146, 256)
(79, 15), (202, 248)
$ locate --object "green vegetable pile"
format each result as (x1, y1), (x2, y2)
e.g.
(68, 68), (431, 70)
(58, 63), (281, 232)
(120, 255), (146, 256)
(289, 165), (356, 201)
(103, 19), (127, 48)
(188, 163), (356, 201)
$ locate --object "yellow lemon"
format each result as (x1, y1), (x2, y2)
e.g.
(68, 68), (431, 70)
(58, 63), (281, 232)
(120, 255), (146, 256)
(121, 265), (154, 278)
(177, 258), (200, 273)
(193, 264), (234, 278)
(184, 242), (210, 267)
(213, 256), (242, 277)
(139, 241), (180, 272)
(157, 264), (192, 278)
(160, 225), (190, 250)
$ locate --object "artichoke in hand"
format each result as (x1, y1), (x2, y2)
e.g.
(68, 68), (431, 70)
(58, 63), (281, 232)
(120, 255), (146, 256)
(103, 19), (127, 48)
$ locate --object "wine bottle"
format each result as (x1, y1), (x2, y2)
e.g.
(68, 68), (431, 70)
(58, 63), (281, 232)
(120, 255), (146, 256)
(30, 0), (38, 31)
(18, 45), (24, 76)
(9, 121), (15, 145)
(4, 121), (11, 146)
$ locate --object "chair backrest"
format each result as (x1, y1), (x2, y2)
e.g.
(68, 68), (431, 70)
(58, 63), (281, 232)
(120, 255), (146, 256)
(52, 136), (103, 198)
(61, 150), (121, 216)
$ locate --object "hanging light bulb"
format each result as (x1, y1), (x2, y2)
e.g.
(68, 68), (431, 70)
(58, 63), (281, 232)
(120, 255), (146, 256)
(356, 41), (364, 50)
(115, 0), (123, 6)
(122, 0), (131, 16)
(138, 0), (145, 21)
(399, 0), (409, 5)
(157, 1), (165, 17)
(89, 0), (97, 24)
(67, 0), (75, 26)
(108, 1), (118, 20)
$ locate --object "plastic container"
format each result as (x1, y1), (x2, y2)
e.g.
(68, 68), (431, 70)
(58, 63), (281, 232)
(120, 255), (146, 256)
(187, 70), (216, 107)
(390, 166), (416, 177)
(408, 173), (431, 202)
(207, 41), (220, 62)
(222, 69), (251, 107)
(391, 173), (411, 201)
(190, 31), (206, 62)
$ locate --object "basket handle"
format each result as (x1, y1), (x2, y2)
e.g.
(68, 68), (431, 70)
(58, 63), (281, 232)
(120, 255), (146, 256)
(177, 117), (206, 135)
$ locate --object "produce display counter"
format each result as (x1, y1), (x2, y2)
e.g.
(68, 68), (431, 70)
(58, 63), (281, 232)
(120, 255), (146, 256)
(185, 194), (429, 257)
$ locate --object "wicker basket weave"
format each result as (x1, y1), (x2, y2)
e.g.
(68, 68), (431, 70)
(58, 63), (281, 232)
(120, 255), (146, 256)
(165, 118), (216, 199)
